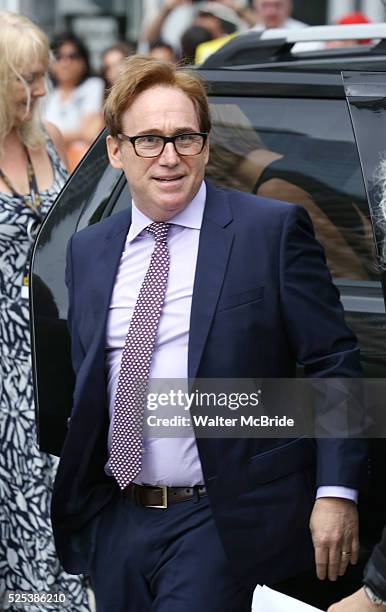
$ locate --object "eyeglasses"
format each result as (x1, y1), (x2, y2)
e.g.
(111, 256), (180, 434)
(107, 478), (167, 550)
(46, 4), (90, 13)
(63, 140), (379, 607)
(54, 52), (82, 62)
(117, 132), (208, 158)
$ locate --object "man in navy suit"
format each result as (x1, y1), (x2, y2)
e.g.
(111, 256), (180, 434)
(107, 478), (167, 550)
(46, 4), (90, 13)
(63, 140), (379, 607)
(52, 56), (366, 611)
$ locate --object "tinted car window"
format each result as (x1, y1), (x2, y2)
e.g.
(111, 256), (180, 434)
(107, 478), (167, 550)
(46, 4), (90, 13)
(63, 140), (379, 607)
(206, 97), (376, 281)
(203, 96), (386, 383)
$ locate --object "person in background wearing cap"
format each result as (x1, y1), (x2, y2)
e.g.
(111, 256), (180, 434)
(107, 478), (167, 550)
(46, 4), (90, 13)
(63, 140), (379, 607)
(191, 1), (247, 63)
(195, 1), (246, 37)
(325, 12), (371, 49)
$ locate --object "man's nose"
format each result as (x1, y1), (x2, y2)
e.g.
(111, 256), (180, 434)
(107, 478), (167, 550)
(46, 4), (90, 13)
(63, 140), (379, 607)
(159, 141), (180, 165)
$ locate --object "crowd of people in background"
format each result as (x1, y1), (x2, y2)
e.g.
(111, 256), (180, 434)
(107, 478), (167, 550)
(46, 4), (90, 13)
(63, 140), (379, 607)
(36, 0), (374, 171)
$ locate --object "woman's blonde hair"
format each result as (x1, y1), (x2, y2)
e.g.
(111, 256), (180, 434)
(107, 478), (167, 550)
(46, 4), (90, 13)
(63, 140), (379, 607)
(0, 11), (50, 153)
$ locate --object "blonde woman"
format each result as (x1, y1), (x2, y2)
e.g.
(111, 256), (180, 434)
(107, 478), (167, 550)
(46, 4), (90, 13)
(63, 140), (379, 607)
(0, 12), (89, 609)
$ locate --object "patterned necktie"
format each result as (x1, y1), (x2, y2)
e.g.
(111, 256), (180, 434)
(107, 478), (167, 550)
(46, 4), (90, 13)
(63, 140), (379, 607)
(110, 222), (170, 490)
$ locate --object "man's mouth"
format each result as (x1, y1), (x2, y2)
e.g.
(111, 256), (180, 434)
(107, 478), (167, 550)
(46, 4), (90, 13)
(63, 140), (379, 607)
(154, 175), (184, 183)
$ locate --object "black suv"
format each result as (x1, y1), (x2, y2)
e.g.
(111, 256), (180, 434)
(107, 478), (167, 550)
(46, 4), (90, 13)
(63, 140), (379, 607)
(31, 29), (386, 608)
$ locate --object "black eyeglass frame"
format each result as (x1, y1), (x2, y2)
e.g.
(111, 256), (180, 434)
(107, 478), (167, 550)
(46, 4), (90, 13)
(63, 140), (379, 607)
(116, 132), (208, 157)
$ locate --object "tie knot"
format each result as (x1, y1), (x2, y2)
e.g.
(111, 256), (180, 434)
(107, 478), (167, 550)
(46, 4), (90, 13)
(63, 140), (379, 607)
(146, 222), (170, 244)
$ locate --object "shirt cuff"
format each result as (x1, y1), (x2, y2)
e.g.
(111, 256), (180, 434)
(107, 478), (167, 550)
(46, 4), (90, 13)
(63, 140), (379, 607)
(316, 486), (358, 503)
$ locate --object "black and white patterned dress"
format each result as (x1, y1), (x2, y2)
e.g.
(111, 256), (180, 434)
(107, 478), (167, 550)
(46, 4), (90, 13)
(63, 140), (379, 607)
(0, 140), (90, 611)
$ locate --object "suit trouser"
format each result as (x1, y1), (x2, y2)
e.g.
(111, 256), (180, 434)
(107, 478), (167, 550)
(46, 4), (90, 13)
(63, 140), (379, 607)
(89, 490), (253, 612)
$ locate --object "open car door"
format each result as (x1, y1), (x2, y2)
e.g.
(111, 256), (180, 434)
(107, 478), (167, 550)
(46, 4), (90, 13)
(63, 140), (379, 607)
(342, 70), (386, 307)
(343, 68), (386, 585)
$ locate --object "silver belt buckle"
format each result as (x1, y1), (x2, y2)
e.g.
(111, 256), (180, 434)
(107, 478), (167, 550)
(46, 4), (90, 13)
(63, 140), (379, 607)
(146, 485), (168, 509)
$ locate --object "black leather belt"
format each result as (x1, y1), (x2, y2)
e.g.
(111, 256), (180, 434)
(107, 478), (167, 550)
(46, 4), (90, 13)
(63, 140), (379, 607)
(122, 483), (207, 508)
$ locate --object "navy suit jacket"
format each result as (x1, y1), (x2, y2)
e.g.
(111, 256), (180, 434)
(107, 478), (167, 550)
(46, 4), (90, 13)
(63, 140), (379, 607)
(52, 181), (367, 588)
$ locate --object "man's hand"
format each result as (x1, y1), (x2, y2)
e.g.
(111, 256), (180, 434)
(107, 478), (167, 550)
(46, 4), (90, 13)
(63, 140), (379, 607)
(309, 497), (359, 581)
(327, 587), (380, 611)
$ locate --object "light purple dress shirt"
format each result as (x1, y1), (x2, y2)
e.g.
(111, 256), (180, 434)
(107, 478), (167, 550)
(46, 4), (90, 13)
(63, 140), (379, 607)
(104, 180), (356, 501)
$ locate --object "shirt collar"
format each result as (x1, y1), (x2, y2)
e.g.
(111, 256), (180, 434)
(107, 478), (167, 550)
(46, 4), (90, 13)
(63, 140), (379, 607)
(127, 180), (206, 243)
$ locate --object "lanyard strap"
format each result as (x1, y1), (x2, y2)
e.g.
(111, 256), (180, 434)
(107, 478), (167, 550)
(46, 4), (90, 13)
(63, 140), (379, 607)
(25, 147), (41, 211)
(0, 146), (42, 216)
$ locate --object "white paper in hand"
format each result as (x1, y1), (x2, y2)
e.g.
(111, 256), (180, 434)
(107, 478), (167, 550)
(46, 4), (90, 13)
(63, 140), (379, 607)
(252, 585), (323, 612)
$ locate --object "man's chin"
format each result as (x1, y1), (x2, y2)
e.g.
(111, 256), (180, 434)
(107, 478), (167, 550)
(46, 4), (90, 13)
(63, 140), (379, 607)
(156, 188), (188, 209)
(158, 199), (187, 218)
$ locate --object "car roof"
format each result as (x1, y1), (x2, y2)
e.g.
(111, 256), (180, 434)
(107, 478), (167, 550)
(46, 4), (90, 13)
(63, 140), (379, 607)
(259, 23), (386, 43)
(199, 24), (386, 71)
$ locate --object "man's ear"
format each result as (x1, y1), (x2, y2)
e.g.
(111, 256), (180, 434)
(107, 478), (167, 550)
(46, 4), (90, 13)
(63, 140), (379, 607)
(106, 134), (124, 169)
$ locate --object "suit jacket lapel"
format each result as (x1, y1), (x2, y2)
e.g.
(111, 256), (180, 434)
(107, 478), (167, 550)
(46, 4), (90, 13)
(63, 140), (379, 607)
(188, 182), (234, 380)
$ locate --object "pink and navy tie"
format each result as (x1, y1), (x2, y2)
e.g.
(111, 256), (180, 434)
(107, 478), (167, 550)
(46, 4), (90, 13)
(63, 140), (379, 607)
(110, 222), (170, 490)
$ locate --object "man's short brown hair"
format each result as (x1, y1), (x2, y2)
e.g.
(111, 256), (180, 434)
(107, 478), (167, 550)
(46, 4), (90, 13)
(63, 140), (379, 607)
(104, 55), (211, 136)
